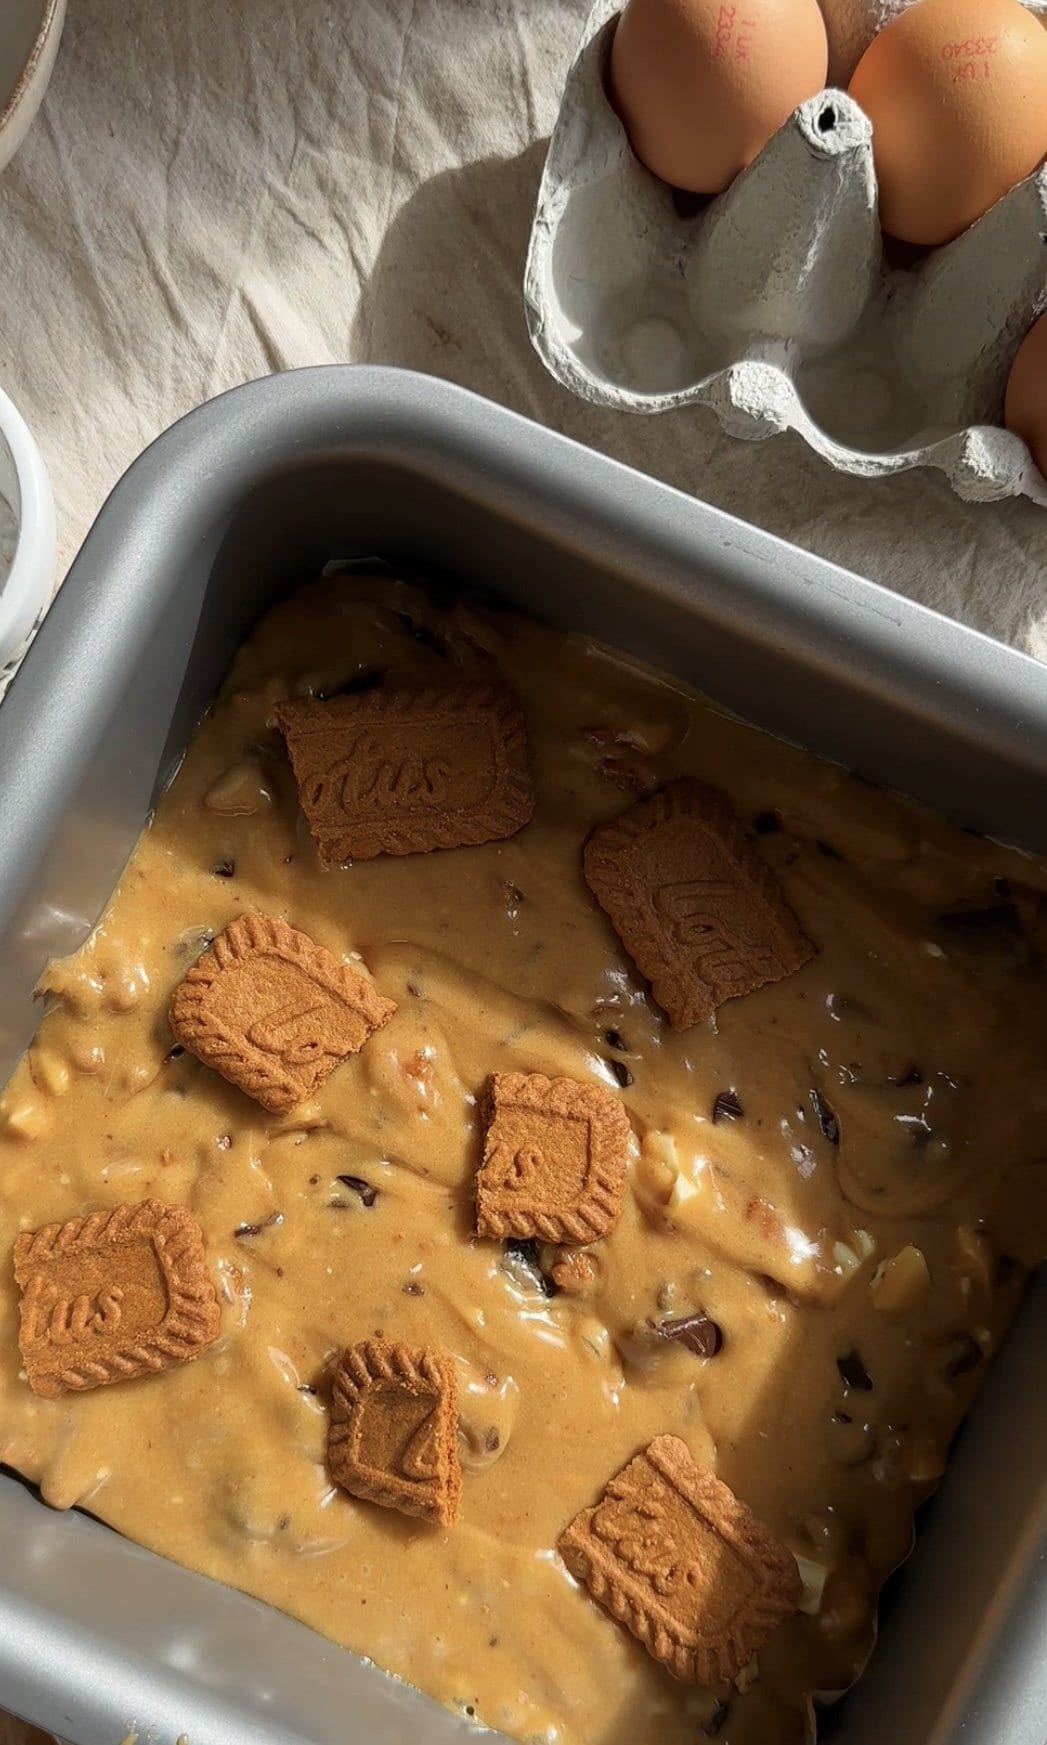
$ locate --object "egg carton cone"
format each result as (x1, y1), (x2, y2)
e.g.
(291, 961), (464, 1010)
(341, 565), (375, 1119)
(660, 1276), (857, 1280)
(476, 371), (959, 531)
(524, 0), (1047, 506)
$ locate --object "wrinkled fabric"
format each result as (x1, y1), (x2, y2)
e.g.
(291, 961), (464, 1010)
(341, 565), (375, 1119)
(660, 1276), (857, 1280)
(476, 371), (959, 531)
(0, 0), (1044, 666)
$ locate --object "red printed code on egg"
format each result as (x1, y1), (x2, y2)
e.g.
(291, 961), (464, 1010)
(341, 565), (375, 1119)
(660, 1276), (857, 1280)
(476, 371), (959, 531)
(940, 35), (999, 59)
(712, 5), (736, 57)
(712, 5), (757, 60)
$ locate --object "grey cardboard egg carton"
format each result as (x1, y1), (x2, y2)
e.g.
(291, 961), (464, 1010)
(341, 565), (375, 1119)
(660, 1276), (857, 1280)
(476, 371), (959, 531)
(525, 0), (1047, 505)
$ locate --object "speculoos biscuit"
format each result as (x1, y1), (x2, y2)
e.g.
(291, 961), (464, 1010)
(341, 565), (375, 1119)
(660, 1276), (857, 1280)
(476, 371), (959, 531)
(14, 1199), (220, 1399)
(328, 1337), (461, 1526)
(476, 1071), (630, 1244)
(583, 779), (814, 1028)
(275, 682), (534, 864)
(558, 1434), (801, 1683)
(169, 913), (395, 1114)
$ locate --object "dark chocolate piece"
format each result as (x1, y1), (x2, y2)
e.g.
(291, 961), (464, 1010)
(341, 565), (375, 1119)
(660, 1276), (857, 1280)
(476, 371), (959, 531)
(335, 1174), (379, 1208)
(712, 1089), (744, 1124)
(837, 1350), (873, 1392)
(811, 1089), (840, 1145)
(656, 1312), (724, 1358)
(234, 1211), (284, 1239)
(944, 1333), (983, 1378)
(502, 1238), (557, 1298)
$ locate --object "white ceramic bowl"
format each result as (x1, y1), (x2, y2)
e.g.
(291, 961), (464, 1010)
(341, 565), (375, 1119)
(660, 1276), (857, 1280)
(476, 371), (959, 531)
(0, 0), (67, 176)
(0, 385), (56, 672)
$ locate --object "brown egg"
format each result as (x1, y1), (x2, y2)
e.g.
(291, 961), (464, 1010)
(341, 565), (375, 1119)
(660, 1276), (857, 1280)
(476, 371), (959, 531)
(1005, 313), (1047, 479)
(849, 0), (1047, 246)
(608, 0), (830, 194)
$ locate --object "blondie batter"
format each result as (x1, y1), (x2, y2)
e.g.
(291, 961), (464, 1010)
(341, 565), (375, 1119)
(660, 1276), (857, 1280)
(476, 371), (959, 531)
(1, 571), (1046, 1745)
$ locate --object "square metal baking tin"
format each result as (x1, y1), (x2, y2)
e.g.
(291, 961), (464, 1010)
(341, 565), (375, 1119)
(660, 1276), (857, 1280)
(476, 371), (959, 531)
(0, 367), (1044, 1745)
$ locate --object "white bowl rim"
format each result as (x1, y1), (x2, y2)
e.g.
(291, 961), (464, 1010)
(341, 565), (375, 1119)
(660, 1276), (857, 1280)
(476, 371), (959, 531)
(0, 0), (65, 134)
(0, 383), (57, 666)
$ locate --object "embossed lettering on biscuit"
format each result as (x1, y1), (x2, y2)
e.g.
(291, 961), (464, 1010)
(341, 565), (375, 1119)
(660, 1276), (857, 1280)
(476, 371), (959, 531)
(328, 1337), (461, 1526)
(14, 1200), (221, 1400)
(558, 1435), (801, 1684)
(476, 1071), (630, 1244)
(583, 779), (814, 1029)
(275, 683), (534, 863)
(169, 913), (395, 1114)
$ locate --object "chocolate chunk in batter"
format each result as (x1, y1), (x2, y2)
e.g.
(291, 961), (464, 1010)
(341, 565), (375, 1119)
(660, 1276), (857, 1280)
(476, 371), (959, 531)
(811, 1089), (840, 1145)
(754, 811), (781, 834)
(944, 1332), (984, 1378)
(502, 1239), (557, 1298)
(234, 1211), (284, 1240)
(712, 1089), (744, 1124)
(606, 1058), (634, 1088)
(655, 1312), (724, 1358)
(838, 1350), (874, 1392)
(335, 1174), (379, 1209)
(212, 860), (236, 879)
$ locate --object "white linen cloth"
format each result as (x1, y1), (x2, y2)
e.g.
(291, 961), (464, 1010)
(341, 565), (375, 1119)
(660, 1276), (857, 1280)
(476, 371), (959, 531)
(0, 0), (1045, 664)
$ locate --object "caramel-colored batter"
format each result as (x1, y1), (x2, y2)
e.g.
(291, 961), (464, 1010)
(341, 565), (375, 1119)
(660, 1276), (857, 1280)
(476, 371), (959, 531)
(2, 572), (1047, 1745)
